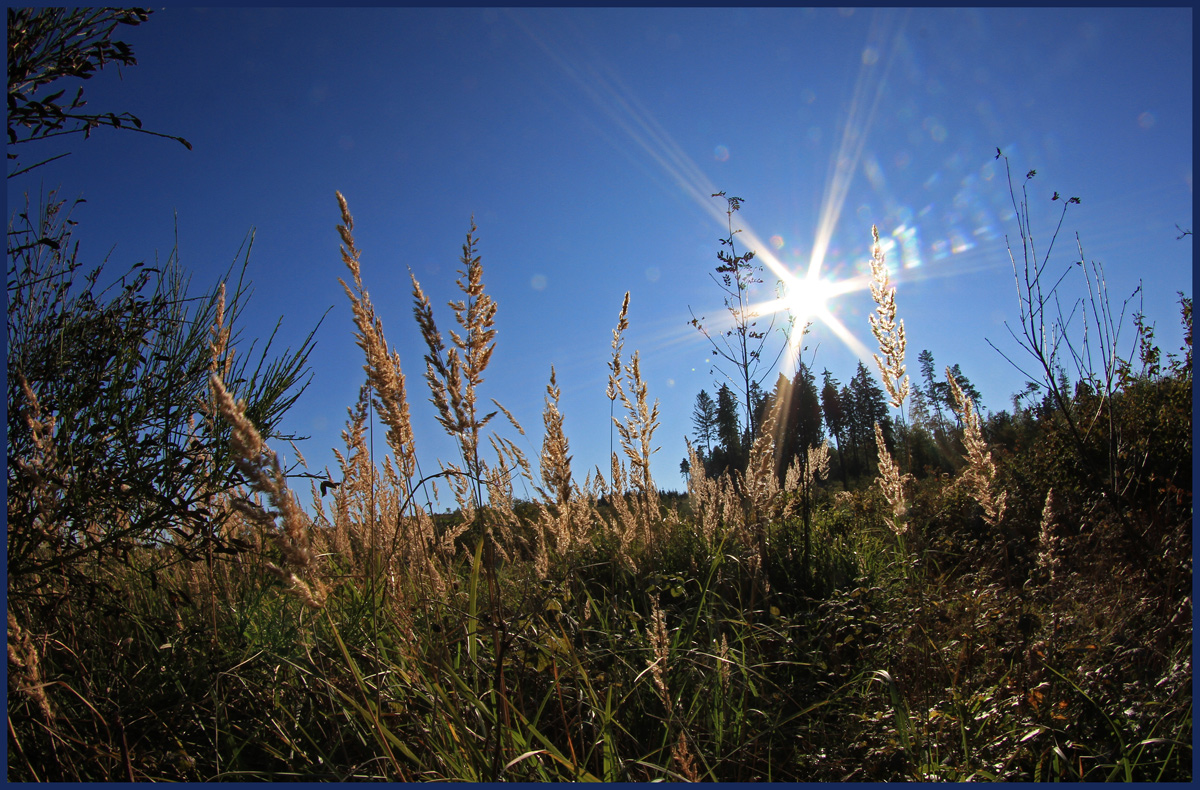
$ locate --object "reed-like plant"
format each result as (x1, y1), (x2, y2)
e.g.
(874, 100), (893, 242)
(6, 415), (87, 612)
(946, 366), (1006, 528)
(8, 170), (1188, 782)
(337, 192), (418, 493)
(866, 224), (913, 543)
(539, 366), (573, 506)
(410, 217), (503, 508)
(867, 224), (910, 411)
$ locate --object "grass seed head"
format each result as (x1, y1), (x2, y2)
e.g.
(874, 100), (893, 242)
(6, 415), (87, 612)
(1037, 487), (1060, 584)
(948, 367), (1007, 526)
(868, 225), (910, 410)
(874, 421), (909, 536)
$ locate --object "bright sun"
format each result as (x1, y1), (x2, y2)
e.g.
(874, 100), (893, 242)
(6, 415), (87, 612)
(782, 273), (837, 327)
(752, 262), (876, 363)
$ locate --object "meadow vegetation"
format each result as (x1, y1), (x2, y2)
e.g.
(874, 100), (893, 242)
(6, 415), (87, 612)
(8, 173), (1191, 780)
(6, 11), (1191, 779)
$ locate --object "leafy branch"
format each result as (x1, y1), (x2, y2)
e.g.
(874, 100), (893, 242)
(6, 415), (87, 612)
(689, 192), (793, 450)
(7, 7), (192, 178)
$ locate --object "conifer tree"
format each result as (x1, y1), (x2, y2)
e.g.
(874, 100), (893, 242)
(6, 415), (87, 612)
(691, 388), (717, 456)
(708, 383), (744, 478)
(849, 361), (891, 475)
(918, 349), (947, 428)
(776, 365), (823, 484)
(821, 369), (850, 488)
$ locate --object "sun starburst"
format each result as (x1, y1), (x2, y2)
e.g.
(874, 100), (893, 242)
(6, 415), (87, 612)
(747, 255), (875, 365)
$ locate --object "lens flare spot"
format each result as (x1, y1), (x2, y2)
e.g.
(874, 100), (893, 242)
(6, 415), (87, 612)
(864, 155), (886, 190)
(923, 116), (947, 142)
(862, 46), (879, 66)
(950, 231), (973, 254)
(1138, 111), (1156, 129)
(530, 274), (547, 291)
(645, 267), (661, 282)
(769, 234), (785, 250)
(714, 145), (730, 162)
(892, 225), (922, 269)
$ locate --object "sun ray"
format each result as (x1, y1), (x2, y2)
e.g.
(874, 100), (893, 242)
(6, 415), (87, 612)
(751, 270), (876, 364)
(808, 11), (908, 278)
(512, 9), (910, 378)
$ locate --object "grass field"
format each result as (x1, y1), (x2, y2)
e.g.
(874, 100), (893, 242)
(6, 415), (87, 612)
(7, 186), (1191, 782)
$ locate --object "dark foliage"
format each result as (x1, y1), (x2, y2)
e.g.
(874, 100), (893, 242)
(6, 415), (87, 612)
(7, 7), (192, 178)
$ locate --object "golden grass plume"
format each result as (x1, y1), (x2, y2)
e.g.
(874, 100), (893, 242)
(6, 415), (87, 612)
(947, 366), (1007, 527)
(868, 225), (910, 410)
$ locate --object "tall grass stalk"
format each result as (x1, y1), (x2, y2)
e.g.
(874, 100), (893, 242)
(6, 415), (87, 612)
(8, 180), (1188, 782)
(867, 225), (913, 556)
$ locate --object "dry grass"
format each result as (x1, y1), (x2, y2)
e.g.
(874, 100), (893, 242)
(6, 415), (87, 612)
(539, 366), (573, 506)
(6, 610), (54, 724)
(7, 187), (1189, 782)
(409, 216), (501, 507)
(868, 224), (910, 411)
(607, 292), (630, 454)
(867, 224), (913, 540)
(685, 438), (741, 549)
(9, 375), (60, 545)
(947, 365), (1007, 527)
(874, 421), (910, 538)
(210, 375), (325, 608)
(336, 192), (418, 487)
(1036, 487), (1059, 584)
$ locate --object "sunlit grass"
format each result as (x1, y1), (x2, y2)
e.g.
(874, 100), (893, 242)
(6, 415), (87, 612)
(7, 184), (1190, 782)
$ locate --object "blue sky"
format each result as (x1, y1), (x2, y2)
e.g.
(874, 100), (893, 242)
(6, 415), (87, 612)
(9, 7), (1192, 503)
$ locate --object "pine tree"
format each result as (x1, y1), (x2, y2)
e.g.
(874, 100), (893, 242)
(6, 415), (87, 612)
(708, 382), (745, 478)
(750, 379), (771, 440)
(918, 349), (948, 429)
(850, 361), (892, 476)
(691, 389), (718, 455)
(794, 364), (824, 451)
(821, 369), (850, 489)
(777, 364), (823, 484)
(839, 382), (861, 476)
(918, 350), (983, 429)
